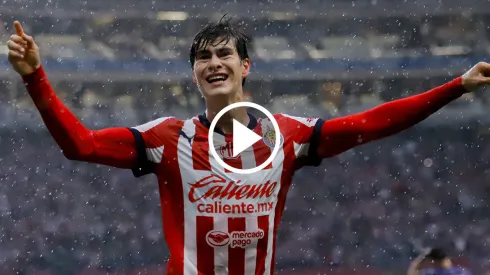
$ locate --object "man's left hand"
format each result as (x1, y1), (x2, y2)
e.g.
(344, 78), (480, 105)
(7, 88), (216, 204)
(462, 62), (490, 92)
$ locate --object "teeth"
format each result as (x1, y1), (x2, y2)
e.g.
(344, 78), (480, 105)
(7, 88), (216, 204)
(208, 75), (227, 82)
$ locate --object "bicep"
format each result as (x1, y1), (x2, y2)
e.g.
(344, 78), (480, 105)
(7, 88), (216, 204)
(317, 114), (370, 158)
(78, 127), (139, 169)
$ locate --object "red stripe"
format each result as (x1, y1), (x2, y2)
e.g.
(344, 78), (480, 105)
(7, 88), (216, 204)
(196, 216), (215, 274)
(228, 217), (246, 275)
(270, 116), (297, 275)
(223, 136), (243, 172)
(254, 215), (269, 275)
(193, 121), (212, 171)
(157, 119), (185, 274)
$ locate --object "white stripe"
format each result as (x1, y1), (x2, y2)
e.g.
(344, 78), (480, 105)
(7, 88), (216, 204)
(244, 217), (258, 275)
(146, 146), (164, 163)
(132, 116), (172, 133)
(180, 119), (199, 275)
(240, 147), (257, 169)
(214, 218), (228, 275)
(263, 140), (285, 275)
(293, 141), (310, 158)
(280, 114), (318, 127)
(209, 131), (227, 176)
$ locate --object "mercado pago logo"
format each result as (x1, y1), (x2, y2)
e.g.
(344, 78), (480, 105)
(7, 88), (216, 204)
(206, 229), (265, 248)
(188, 174), (278, 215)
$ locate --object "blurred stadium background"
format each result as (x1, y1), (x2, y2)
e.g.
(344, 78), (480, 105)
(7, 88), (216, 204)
(1, 0), (490, 274)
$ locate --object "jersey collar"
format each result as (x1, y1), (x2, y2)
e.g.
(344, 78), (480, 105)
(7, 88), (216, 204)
(198, 112), (258, 135)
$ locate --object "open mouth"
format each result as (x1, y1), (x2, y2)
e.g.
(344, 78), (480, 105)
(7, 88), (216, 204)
(206, 74), (229, 84)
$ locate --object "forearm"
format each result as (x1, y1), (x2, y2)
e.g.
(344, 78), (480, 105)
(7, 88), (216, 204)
(318, 77), (467, 157)
(22, 66), (137, 168)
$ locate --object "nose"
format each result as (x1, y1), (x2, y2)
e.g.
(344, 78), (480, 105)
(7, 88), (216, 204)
(208, 54), (223, 71)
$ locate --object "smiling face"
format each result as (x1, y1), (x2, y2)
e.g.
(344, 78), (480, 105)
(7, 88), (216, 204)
(192, 38), (250, 99)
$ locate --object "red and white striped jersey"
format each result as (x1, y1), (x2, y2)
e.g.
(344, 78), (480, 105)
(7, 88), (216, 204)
(129, 113), (324, 275)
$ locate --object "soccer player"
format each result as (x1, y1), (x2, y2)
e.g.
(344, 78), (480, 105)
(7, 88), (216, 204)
(6, 18), (490, 275)
(407, 248), (473, 275)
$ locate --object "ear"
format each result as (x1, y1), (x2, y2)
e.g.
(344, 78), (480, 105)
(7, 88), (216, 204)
(192, 69), (197, 84)
(241, 58), (251, 78)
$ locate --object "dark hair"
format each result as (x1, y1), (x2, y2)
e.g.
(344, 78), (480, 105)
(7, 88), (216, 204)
(189, 15), (250, 85)
(426, 248), (447, 262)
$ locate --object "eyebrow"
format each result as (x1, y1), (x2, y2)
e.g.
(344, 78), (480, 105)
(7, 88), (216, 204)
(196, 46), (234, 55)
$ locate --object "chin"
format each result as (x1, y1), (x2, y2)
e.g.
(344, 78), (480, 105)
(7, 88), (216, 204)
(204, 86), (234, 97)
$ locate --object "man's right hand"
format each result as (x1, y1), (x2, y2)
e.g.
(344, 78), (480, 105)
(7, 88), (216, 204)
(7, 21), (41, 76)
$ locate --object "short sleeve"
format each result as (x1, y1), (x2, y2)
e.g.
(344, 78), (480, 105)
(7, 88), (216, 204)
(280, 114), (325, 167)
(128, 117), (175, 177)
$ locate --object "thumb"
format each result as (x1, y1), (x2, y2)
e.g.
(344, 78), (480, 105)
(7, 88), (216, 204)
(477, 62), (490, 76)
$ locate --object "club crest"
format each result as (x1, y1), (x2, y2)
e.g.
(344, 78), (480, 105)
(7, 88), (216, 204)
(262, 126), (284, 148)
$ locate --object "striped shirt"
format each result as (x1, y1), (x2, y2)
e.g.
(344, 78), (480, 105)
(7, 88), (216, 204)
(130, 113), (323, 275)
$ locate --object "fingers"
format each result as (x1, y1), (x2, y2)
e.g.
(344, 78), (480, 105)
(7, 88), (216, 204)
(14, 21), (24, 36)
(7, 40), (25, 54)
(12, 21), (34, 47)
(477, 62), (490, 77)
(479, 77), (490, 85)
(8, 49), (24, 60)
(10, 34), (27, 46)
(22, 33), (35, 47)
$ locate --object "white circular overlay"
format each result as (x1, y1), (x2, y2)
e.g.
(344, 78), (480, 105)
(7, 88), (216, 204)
(208, 102), (281, 175)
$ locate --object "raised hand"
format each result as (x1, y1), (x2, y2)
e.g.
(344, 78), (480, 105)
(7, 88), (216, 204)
(462, 62), (490, 92)
(7, 21), (41, 75)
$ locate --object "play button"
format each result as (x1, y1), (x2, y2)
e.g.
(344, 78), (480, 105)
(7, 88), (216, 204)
(232, 119), (262, 157)
(208, 102), (281, 175)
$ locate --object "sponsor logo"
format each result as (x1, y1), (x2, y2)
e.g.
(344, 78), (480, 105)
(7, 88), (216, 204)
(218, 142), (239, 159)
(206, 231), (230, 247)
(189, 174), (278, 214)
(188, 174), (278, 203)
(262, 126), (284, 148)
(206, 229), (264, 248)
(196, 201), (274, 214)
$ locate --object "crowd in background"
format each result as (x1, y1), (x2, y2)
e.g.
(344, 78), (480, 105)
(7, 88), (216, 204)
(0, 10), (489, 63)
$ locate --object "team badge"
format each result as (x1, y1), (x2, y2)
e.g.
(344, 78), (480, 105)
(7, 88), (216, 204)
(262, 126), (284, 148)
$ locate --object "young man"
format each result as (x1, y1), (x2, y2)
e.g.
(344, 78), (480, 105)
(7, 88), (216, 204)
(7, 17), (490, 275)
(407, 248), (473, 275)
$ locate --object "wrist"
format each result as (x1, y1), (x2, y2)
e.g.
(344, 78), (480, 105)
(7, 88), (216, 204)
(22, 65), (45, 84)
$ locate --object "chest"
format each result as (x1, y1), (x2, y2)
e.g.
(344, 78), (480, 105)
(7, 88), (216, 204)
(171, 129), (288, 217)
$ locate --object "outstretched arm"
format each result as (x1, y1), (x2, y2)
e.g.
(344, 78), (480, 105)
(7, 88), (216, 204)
(8, 21), (138, 168)
(22, 67), (138, 168)
(317, 76), (468, 158)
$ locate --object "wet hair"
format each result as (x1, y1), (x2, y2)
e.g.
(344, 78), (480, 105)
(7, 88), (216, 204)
(426, 248), (447, 262)
(189, 15), (250, 85)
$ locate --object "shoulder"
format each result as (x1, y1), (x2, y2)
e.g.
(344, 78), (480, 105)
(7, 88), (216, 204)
(130, 116), (189, 148)
(132, 116), (183, 133)
(273, 113), (321, 128)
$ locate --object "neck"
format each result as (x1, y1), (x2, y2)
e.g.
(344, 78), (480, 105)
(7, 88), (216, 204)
(205, 90), (249, 134)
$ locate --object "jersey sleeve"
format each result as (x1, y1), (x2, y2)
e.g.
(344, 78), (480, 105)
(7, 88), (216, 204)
(128, 117), (176, 177)
(279, 114), (325, 167)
